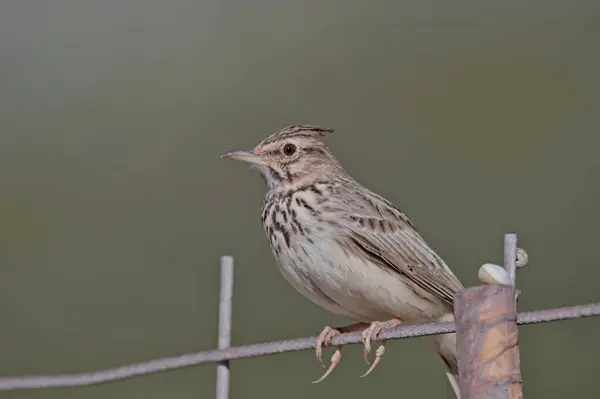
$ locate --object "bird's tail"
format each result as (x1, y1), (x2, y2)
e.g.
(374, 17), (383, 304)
(429, 312), (460, 399)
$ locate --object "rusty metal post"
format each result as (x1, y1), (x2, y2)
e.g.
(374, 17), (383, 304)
(454, 234), (523, 398)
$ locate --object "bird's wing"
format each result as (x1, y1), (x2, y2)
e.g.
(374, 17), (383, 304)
(334, 186), (463, 306)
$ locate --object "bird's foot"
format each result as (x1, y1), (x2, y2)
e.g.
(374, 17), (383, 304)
(360, 318), (403, 377)
(313, 323), (368, 383)
(315, 326), (342, 369)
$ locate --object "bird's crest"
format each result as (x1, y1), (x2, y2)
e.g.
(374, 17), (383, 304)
(258, 125), (335, 146)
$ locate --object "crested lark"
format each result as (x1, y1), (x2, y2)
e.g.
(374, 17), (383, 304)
(224, 125), (463, 397)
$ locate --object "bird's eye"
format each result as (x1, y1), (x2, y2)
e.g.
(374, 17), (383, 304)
(282, 143), (297, 156)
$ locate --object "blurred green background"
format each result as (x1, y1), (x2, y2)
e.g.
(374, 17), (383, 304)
(1, 1), (599, 398)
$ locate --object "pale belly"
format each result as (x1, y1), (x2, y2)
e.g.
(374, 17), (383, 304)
(273, 232), (446, 323)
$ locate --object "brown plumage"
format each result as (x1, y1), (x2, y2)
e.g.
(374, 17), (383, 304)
(224, 125), (463, 397)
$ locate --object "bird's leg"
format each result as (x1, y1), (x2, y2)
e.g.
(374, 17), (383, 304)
(360, 318), (403, 377)
(313, 322), (369, 383)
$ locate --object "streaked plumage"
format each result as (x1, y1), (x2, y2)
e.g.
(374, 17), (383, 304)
(224, 125), (463, 397)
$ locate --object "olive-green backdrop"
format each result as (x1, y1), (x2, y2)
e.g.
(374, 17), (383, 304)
(1, 1), (599, 398)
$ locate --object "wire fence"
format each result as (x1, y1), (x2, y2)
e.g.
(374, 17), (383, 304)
(1, 302), (598, 392)
(1, 235), (600, 396)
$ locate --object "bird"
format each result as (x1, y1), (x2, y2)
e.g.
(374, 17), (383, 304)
(223, 125), (463, 397)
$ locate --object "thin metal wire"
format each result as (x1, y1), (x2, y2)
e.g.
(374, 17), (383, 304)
(0, 302), (598, 391)
(216, 256), (234, 399)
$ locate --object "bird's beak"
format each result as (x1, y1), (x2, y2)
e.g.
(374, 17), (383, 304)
(221, 149), (268, 167)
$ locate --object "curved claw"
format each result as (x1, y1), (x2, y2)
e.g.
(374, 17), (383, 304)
(316, 346), (325, 369)
(363, 351), (370, 365)
(363, 342), (372, 363)
(363, 340), (374, 364)
(361, 323), (381, 364)
(360, 343), (385, 377)
(360, 319), (402, 365)
(315, 326), (340, 368)
(312, 346), (342, 383)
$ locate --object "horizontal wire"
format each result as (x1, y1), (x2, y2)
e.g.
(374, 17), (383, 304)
(0, 301), (598, 391)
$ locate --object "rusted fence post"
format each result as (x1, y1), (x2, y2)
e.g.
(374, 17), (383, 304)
(454, 234), (523, 398)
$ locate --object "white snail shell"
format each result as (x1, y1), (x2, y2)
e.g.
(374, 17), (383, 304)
(478, 263), (511, 285)
(516, 248), (529, 268)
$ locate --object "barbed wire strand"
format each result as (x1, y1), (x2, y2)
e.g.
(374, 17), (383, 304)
(0, 301), (598, 391)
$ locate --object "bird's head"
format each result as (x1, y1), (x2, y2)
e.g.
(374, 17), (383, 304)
(223, 125), (342, 190)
